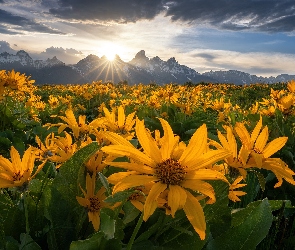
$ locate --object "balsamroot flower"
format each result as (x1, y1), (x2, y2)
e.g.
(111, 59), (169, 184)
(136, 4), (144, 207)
(76, 173), (109, 231)
(102, 118), (231, 240)
(0, 146), (46, 189)
(234, 116), (295, 187)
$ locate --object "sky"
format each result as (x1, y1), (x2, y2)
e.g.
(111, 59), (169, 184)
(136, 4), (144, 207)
(0, 0), (295, 77)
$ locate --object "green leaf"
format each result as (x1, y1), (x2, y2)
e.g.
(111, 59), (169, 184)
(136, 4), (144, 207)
(53, 142), (100, 204)
(204, 180), (231, 238)
(19, 233), (42, 250)
(100, 209), (115, 240)
(253, 170), (266, 192)
(122, 201), (141, 224)
(206, 199), (273, 250)
(98, 172), (111, 196)
(70, 232), (104, 250)
(104, 189), (138, 204)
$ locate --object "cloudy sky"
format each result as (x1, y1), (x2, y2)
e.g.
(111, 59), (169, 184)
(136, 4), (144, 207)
(0, 0), (294, 77)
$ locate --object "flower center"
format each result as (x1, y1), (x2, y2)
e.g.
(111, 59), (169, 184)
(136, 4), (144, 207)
(88, 197), (101, 212)
(12, 171), (23, 181)
(155, 158), (187, 185)
(253, 147), (263, 154)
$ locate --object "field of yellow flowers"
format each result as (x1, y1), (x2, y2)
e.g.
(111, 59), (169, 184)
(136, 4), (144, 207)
(1, 69), (295, 249)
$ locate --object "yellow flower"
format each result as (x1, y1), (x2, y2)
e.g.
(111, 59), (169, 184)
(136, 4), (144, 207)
(210, 126), (251, 179)
(102, 105), (136, 139)
(0, 146), (46, 189)
(33, 133), (56, 162)
(55, 109), (103, 140)
(84, 151), (107, 174)
(228, 176), (247, 202)
(102, 118), (231, 240)
(52, 132), (77, 167)
(76, 173), (108, 231)
(235, 116), (295, 187)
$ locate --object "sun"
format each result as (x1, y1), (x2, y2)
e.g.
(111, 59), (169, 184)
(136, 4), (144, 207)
(98, 43), (127, 62)
(104, 51), (116, 61)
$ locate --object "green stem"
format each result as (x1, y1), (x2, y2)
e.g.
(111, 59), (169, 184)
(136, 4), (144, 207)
(24, 192), (30, 234)
(126, 212), (144, 250)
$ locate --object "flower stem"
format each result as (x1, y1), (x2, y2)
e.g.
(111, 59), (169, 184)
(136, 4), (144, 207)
(24, 192), (30, 234)
(126, 212), (143, 250)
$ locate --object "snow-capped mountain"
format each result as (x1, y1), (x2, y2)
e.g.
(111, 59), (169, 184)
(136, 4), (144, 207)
(0, 50), (294, 85)
(203, 70), (295, 85)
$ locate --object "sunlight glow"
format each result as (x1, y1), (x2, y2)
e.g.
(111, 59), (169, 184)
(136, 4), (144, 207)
(99, 43), (127, 61)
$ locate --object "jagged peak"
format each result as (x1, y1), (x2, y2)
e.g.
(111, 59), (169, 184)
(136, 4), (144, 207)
(134, 50), (149, 60)
(167, 57), (177, 63)
(16, 50), (31, 58)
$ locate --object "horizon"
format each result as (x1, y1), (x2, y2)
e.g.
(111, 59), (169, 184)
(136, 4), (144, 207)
(0, 1), (295, 77)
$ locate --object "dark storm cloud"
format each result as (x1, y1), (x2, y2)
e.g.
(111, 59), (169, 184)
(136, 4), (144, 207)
(193, 53), (217, 61)
(0, 9), (65, 35)
(49, 0), (165, 23)
(165, 0), (295, 32)
(48, 0), (295, 32)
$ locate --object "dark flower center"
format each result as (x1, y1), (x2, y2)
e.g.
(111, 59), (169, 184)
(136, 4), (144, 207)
(155, 158), (187, 185)
(88, 197), (101, 212)
(12, 171), (23, 181)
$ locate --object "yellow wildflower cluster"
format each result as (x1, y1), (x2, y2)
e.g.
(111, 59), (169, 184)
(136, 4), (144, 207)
(0, 69), (35, 100)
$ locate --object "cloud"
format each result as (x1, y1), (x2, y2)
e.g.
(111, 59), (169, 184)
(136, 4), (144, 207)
(193, 53), (217, 61)
(35, 46), (84, 64)
(0, 9), (65, 35)
(165, 0), (295, 33)
(183, 49), (295, 76)
(0, 40), (17, 54)
(49, 0), (164, 23)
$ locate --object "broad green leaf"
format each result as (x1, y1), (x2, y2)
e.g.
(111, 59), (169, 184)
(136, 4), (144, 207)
(52, 141), (100, 204)
(104, 189), (138, 204)
(122, 201), (141, 224)
(19, 233), (42, 250)
(70, 232), (104, 250)
(98, 172), (111, 196)
(100, 209), (115, 240)
(206, 199), (273, 250)
(204, 180), (231, 238)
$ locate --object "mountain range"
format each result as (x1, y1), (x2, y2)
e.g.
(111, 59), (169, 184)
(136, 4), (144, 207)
(0, 50), (294, 85)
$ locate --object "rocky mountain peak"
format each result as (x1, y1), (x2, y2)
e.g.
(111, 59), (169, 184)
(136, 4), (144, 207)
(16, 50), (31, 58)
(135, 50), (148, 60)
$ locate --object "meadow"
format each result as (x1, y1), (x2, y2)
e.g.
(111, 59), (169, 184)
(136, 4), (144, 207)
(1, 69), (295, 249)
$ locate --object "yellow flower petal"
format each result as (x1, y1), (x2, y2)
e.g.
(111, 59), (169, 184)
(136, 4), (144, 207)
(143, 182), (166, 221)
(251, 116), (263, 143)
(187, 149), (231, 170)
(103, 131), (134, 147)
(108, 171), (138, 185)
(0, 156), (14, 174)
(102, 145), (156, 167)
(168, 185), (187, 217)
(131, 200), (144, 212)
(254, 126), (268, 152)
(117, 106), (125, 128)
(179, 124), (207, 166)
(186, 169), (229, 184)
(104, 161), (154, 175)
(183, 190), (206, 240)
(113, 175), (157, 194)
(158, 118), (176, 160)
(263, 137), (288, 158)
(10, 146), (22, 173)
(181, 180), (216, 204)
(136, 118), (162, 163)
(88, 211), (100, 231)
(76, 196), (89, 207)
